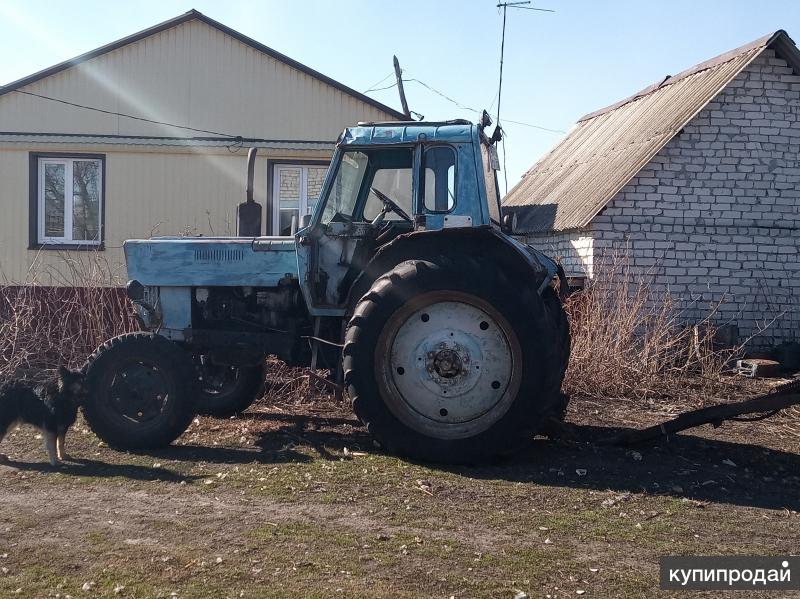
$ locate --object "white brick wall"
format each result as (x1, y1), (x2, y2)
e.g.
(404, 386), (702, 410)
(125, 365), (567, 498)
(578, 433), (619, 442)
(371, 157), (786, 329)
(526, 50), (800, 347)
(522, 230), (594, 277)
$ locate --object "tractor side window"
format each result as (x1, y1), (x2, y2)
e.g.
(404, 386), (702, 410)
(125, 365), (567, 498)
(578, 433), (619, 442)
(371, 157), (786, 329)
(422, 146), (456, 212)
(321, 150), (369, 224)
(362, 149), (413, 222)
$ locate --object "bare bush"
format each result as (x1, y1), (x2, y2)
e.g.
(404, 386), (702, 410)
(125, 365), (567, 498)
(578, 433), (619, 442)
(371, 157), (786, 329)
(563, 254), (743, 404)
(0, 251), (137, 381)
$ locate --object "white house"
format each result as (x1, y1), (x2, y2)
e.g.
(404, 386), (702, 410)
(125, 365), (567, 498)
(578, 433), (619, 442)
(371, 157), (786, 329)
(0, 9), (403, 284)
(504, 31), (800, 346)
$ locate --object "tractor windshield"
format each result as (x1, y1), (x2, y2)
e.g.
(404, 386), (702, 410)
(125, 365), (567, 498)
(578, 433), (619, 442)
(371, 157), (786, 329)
(320, 148), (413, 224)
(321, 150), (369, 223)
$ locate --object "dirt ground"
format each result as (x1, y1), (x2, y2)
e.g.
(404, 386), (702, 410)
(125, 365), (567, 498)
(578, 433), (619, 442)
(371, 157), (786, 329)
(1, 388), (799, 598)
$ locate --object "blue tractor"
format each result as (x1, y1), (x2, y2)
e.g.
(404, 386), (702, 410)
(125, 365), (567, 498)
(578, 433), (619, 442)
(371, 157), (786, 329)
(82, 117), (570, 463)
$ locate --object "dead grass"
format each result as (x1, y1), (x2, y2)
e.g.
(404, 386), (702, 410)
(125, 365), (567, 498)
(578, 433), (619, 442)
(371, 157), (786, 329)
(0, 251), (137, 381)
(563, 254), (751, 406)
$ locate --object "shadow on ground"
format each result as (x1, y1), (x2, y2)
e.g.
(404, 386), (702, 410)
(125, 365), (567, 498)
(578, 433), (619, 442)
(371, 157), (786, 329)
(1, 456), (203, 483)
(15, 410), (795, 511)
(222, 412), (799, 511)
(462, 425), (800, 512)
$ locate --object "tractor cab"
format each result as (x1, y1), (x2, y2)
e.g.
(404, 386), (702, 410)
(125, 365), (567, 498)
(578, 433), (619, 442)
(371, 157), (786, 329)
(298, 120), (504, 313)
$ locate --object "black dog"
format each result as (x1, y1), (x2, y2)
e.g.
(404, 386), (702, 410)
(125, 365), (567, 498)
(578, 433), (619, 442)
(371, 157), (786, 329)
(0, 367), (87, 466)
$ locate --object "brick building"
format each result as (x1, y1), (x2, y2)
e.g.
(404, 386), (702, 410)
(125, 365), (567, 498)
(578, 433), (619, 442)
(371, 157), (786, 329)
(504, 30), (800, 347)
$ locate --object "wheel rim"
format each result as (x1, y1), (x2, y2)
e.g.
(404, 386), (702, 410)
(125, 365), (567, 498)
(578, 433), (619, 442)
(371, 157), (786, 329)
(103, 358), (175, 428)
(199, 362), (242, 399)
(375, 290), (522, 440)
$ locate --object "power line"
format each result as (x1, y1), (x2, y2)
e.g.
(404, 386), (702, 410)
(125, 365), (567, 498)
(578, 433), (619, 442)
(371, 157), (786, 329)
(362, 71), (395, 93)
(364, 81), (398, 93)
(12, 89), (242, 139)
(501, 117), (565, 134)
(404, 77), (475, 113)
(402, 76), (565, 134)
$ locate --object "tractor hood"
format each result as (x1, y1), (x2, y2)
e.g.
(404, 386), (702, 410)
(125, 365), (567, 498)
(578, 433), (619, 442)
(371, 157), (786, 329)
(124, 237), (299, 287)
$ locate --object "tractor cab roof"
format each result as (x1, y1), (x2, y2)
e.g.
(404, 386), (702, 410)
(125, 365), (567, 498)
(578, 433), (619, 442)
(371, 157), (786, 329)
(339, 120), (475, 146)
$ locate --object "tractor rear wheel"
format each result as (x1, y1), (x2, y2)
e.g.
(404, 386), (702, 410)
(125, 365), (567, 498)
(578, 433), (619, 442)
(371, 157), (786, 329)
(195, 358), (266, 417)
(82, 333), (198, 449)
(343, 257), (564, 463)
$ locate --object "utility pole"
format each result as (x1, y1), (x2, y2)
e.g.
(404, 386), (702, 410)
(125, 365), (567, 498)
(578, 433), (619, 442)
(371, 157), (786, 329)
(393, 55), (411, 119)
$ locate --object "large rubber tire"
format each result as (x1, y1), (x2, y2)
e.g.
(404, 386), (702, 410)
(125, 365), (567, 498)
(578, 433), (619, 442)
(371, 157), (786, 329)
(343, 257), (564, 463)
(82, 332), (198, 449)
(195, 360), (266, 417)
(543, 288), (571, 421)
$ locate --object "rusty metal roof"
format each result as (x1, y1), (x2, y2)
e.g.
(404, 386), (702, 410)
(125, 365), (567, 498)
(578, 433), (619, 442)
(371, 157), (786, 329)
(503, 30), (800, 234)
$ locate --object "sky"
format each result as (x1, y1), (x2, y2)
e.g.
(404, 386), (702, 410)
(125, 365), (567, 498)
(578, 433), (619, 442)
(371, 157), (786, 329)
(0, 0), (798, 190)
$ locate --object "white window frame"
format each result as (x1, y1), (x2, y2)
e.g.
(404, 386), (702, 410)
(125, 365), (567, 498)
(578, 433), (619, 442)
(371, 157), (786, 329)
(271, 164), (326, 236)
(37, 156), (103, 246)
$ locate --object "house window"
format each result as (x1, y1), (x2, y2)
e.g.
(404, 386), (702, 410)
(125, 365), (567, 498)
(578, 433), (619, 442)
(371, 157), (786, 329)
(272, 164), (328, 235)
(32, 154), (104, 247)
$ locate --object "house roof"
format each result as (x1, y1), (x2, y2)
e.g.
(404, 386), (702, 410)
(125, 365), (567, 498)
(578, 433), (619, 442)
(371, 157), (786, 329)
(503, 30), (800, 234)
(0, 9), (406, 121)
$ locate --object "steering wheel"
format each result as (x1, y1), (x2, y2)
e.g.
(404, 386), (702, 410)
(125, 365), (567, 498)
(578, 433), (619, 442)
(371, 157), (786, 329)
(370, 187), (413, 224)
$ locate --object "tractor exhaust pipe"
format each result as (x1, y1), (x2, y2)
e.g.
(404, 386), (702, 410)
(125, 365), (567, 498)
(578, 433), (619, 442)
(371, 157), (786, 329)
(237, 147), (262, 236)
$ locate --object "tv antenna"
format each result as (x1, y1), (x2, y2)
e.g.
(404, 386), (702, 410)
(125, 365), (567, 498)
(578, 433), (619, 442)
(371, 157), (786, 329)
(495, 1), (554, 193)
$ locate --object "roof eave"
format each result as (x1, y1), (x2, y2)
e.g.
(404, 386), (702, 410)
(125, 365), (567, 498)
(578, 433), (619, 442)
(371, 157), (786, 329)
(578, 30), (797, 123)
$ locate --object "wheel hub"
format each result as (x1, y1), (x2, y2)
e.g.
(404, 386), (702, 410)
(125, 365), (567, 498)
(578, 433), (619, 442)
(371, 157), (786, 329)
(110, 362), (170, 423)
(430, 347), (465, 379)
(376, 292), (522, 440)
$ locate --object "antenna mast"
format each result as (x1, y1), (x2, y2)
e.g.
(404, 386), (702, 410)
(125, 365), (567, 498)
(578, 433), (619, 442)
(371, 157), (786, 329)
(495, 1), (554, 193)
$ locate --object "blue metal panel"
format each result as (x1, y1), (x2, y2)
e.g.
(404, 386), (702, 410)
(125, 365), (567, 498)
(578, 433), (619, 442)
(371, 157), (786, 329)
(340, 123), (474, 146)
(125, 237), (299, 287)
(157, 287), (192, 341)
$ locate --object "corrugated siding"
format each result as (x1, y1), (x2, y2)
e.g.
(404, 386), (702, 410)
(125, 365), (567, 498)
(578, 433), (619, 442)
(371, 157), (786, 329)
(503, 42), (768, 233)
(0, 17), (398, 285)
(0, 20), (394, 140)
(0, 144), (330, 284)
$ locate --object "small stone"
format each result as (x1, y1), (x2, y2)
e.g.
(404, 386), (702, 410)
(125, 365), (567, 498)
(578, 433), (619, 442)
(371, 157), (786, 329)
(215, 557), (223, 564)
(513, 591), (529, 599)
(81, 582), (95, 591)
(114, 585), (125, 594)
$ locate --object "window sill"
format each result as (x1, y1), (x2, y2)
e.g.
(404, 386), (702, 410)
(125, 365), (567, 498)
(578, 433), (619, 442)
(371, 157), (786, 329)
(29, 243), (105, 252)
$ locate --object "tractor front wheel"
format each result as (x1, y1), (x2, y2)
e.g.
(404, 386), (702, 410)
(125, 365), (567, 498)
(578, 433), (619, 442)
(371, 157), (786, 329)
(82, 333), (198, 449)
(344, 257), (564, 463)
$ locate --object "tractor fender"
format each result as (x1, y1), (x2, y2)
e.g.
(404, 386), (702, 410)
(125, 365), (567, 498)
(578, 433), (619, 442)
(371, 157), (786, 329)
(345, 225), (558, 315)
